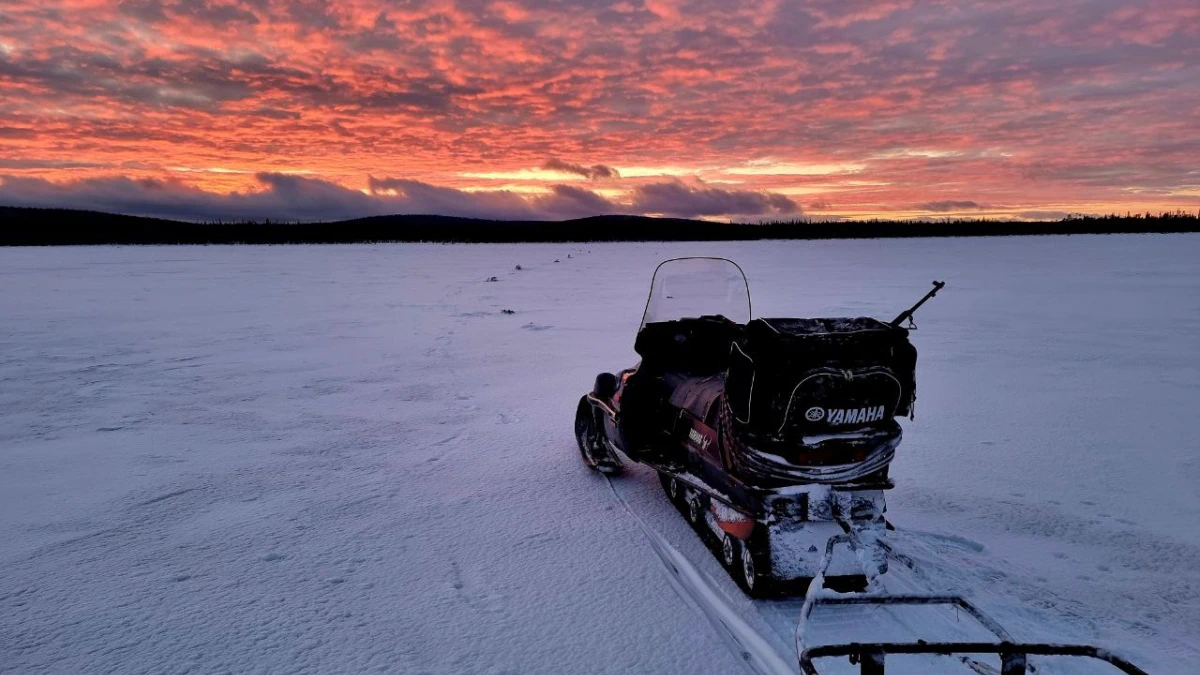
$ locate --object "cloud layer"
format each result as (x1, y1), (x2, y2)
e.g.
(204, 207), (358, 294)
(0, 173), (799, 221)
(0, 0), (1197, 219)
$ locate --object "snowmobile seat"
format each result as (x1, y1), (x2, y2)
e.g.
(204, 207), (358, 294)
(665, 373), (723, 422)
(634, 315), (743, 376)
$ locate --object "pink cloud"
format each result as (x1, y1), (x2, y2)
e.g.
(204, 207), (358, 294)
(0, 0), (1195, 219)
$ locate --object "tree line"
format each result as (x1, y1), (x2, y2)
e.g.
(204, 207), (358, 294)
(1, 206), (1197, 245)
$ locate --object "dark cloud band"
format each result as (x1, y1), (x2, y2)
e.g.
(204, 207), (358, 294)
(0, 173), (800, 221)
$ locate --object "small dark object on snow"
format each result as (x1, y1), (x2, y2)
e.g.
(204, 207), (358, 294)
(501, 309), (516, 315)
(485, 276), (498, 282)
(568, 254), (572, 258)
(555, 259), (560, 263)
(515, 264), (523, 271)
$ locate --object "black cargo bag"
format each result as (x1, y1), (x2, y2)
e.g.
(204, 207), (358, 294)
(724, 317), (917, 442)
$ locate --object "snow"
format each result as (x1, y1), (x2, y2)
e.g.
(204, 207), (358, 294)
(2, 235), (1198, 674)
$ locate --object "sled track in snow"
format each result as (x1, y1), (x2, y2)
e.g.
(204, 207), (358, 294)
(600, 471), (1165, 675)
(602, 474), (797, 675)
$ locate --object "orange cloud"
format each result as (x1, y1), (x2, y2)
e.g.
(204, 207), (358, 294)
(0, 0), (1195, 220)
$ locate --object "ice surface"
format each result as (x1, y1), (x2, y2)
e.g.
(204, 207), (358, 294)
(1, 236), (1198, 674)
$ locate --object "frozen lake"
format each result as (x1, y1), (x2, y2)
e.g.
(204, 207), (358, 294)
(2, 236), (1198, 674)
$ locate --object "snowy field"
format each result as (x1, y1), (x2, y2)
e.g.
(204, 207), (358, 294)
(2, 236), (1199, 674)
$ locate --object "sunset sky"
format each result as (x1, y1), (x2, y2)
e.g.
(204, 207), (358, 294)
(0, 0), (1197, 222)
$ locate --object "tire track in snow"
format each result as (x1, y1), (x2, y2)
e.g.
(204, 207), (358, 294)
(603, 475), (797, 675)
(598, 472), (1041, 674)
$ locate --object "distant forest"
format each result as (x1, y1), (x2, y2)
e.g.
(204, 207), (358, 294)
(1, 206), (1198, 245)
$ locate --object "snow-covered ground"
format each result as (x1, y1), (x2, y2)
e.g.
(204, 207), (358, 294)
(2, 236), (1198, 674)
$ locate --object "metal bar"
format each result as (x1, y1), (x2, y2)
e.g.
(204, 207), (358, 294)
(805, 593), (1014, 642)
(1000, 652), (1026, 675)
(583, 392), (616, 418)
(889, 280), (945, 327)
(800, 642), (1150, 675)
(813, 594), (970, 605)
(831, 480), (895, 491)
(792, 517), (1149, 675)
(861, 651), (884, 675)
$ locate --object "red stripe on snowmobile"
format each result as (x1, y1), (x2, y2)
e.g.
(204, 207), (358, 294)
(709, 502), (755, 539)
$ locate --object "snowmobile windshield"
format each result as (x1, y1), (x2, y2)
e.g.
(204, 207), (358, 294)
(639, 257), (751, 329)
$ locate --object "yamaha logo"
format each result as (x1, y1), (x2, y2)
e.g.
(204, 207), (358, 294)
(817, 405), (888, 425)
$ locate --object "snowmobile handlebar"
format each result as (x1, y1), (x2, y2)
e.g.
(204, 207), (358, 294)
(889, 280), (945, 328)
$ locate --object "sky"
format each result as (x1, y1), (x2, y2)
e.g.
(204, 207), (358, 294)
(0, 0), (1197, 222)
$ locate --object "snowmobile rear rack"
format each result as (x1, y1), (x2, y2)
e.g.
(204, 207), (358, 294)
(796, 532), (1152, 675)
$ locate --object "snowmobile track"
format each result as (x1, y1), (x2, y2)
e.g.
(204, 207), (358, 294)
(602, 473), (797, 675)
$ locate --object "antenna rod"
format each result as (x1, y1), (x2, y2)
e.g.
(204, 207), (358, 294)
(890, 281), (946, 328)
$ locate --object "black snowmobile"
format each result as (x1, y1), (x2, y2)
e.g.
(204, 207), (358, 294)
(576, 259), (1157, 673)
(574, 257), (944, 595)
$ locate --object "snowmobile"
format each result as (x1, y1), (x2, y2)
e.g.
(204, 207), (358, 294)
(575, 258), (1157, 673)
(574, 257), (943, 596)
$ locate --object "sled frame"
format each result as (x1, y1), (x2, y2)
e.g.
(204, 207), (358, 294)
(796, 534), (1151, 675)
